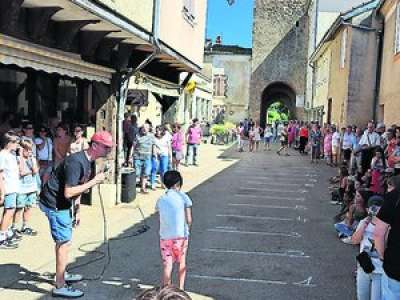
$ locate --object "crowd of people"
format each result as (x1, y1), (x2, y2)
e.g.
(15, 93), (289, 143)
(236, 118), (400, 300)
(122, 114), (204, 194)
(0, 120), (91, 249)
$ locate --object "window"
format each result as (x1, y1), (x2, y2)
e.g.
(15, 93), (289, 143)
(395, 4), (400, 54)
(340, 28), (347, 68)
(183, 0), (196, 24)
(213, 75), (227, 97)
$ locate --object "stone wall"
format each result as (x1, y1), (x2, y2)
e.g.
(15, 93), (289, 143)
(251, 0), (310, 122)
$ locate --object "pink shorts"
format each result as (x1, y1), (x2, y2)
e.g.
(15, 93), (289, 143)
(160, 238), (188, 265)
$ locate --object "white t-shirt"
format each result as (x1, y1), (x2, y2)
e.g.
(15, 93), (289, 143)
(356, 218), (383, 274)
(156, 190), (192, 240)
(332, 132), (341, 148)
(264, 128), (273, 138)
(155, 135), (171, 157)
(35, 137), (53, 161)
(0, 150), (19, 194)
(254, 127), (261, 141)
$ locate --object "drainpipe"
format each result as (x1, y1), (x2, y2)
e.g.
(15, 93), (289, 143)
(115, 0), (162, 204)
(373, 25), (384, 122)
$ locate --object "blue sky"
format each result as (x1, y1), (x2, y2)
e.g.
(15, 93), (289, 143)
(206, 0), (253, 48)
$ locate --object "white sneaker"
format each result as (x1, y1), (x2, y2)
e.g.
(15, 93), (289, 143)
(341, 237), (353, 245)
(52, 284), (84, 298)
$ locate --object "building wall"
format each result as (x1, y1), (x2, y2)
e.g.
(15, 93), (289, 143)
(312, 45), (332, 123)
(159, 0), (207, 68)
(346, 25), (380, 126)
(205, 54), (251, 123)
(327, 27), (351, 127)
(379, 1), (400, 125)
(96, 0), (153, 32)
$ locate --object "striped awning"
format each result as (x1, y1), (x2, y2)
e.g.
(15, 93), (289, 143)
(0, 34), (114, 84)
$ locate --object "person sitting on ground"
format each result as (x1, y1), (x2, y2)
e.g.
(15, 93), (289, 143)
(351, 195), (384, 300)
(156, 170), (192, 290)
(135, 286), (192, 300)
(335, 190), (369, 242)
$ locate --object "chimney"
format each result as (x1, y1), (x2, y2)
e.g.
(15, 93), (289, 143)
(215, 35), (222, 45)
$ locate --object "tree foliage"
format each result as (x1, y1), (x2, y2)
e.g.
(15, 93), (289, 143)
(267, 102), (289, 123)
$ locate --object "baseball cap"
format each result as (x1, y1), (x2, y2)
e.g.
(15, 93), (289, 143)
(376, 123), (385, 129)
(91, 131), (114, 147)
(367, 195), (384, 207)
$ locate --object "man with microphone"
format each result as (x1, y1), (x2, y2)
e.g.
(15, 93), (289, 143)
(39, 131), (113, 298)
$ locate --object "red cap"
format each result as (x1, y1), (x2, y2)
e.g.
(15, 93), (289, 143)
(91, 131), (114, 147)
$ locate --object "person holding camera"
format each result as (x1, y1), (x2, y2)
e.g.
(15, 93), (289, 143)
(39, 131), (113, 298)
(351, 195), (384, 300)
(374, 176), (400, 300)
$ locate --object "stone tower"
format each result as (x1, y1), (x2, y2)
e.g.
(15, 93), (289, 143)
(250, 0), (311, 126)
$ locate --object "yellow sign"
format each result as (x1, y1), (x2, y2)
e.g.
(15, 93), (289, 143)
(184, 80), (196, 94)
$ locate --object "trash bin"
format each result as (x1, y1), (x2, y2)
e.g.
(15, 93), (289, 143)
(121, 167), (136, 203)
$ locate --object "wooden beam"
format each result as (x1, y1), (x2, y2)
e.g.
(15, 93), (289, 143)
(80, 30), (117, 58)
(113, 42), (136, 71)
(27, 7), (63, 42)
(134, 44), (154, 52)
(96, 37), (126, 62)
(169, 63), (187, 68)
(0, 0), (24, 34)
(56, 20), (100, 51)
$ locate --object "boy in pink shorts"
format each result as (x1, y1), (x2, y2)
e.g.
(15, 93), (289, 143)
(156, 170), (192, 290)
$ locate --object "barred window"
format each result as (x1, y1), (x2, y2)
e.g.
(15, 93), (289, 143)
(213, 75), (227, 97)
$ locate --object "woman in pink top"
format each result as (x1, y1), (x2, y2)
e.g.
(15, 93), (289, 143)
(172, 123), (185, 170)
(185, 119), (202, 166)
(324, 127), (333, 166)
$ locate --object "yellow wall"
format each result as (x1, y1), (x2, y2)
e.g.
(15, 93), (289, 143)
(327, 27), (351, 128)
(96, 0), (153, 32)
(379, 0), (400, 125)
(159, 0), (207, 67)
(314, 44), (332, 121)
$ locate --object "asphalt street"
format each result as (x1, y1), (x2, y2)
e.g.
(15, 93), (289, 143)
(183, 147), (357, 300)
(25, 146), (357, 300)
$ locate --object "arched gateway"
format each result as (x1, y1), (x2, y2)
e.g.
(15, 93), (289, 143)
(260, 82), (296, 128)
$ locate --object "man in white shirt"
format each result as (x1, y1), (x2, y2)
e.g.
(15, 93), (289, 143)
(359, 122), (381, 174)
(342, 126), (354, 164)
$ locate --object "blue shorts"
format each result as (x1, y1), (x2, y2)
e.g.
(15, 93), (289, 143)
(40, 203), (72, 244)
(4, 193), (17, 209)
(135, 158), (152, 177)
(16, 193), (37, 208)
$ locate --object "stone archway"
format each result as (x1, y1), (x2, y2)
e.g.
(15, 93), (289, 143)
(260, 82), (297, 128)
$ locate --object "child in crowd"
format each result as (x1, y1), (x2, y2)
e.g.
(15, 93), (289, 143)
(351, 195), (384, 300)
(156, 170), (192, 290)
(12, 140), (40, 236)
(0, 132), (21, 249)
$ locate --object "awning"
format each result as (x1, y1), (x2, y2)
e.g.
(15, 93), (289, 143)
(0, 34), (114, 84)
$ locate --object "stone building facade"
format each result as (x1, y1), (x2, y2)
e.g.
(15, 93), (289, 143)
(204, 44), (252, 124)
(250, 0), (311, 127)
